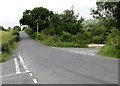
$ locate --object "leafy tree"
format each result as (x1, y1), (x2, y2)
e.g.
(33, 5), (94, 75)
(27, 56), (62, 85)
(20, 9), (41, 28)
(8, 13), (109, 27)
(0, 26), (6, 31)
(13, 26), (21, 31)
(61, 10), (83, 35)
(8, 27), (12, 30)
(49, 14), (63, 35)
(91, 1), (120, 30)
(20, 7), (54, 32)
(49, 10), (84, 35)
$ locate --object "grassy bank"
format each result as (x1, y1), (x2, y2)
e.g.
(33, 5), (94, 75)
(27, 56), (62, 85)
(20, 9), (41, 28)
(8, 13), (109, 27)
(0, 30), (20, 62)
(98, 29), (120, 58)
(98, 45), (120, 58)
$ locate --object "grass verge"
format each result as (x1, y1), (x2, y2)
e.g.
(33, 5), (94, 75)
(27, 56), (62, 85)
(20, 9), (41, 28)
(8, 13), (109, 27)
(0, 30), (19, 63)
(0, 42), (17, 62)
(98, 45), (120, 58)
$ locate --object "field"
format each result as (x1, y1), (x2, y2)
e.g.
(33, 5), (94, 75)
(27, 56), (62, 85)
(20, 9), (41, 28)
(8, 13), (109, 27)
(2, 30), (13, 43)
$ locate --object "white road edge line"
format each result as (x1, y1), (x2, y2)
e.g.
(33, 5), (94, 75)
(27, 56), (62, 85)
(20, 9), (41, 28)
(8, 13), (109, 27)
(14, 58), (21, 74)
(29, 73), (33, 76)
(33, 79), (38, 84)
(26, 70), (30, 73)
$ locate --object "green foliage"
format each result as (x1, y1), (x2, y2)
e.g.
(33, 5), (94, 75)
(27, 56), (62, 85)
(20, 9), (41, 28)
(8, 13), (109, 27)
(0, 26), (6, 31)
(83, 19), (99, 29)
(1, 42), (17, 62)
(91, 1), (120, 30)
(99, 27), (120, 58)
(75, 31), (90, 44)
(12, 30), (20, 37)
(48, 14), (63, 35)
(49, 10), (83, 35)
(20, 7), (54, 32)
(13, 26), (21, 31)
(36, 32), (45, 40)
(106, 28), (120, 49)
(32, 32), (37, 39)
(2, 43), (9, 52)
(12, 30), (20, 41)
(2, 30), (20, 52)
(99, 45), (120, 58)
(90, 25), (109, 43)
(25, 27), (35, 37)
(2, 30), (13, 43)
(58, 42), (79, 47)
(1, 30), (19, 62)
(60, 32), (74, 42)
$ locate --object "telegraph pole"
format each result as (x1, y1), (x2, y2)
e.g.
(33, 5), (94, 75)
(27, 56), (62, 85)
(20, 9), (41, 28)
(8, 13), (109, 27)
(37, 23), (38, 35)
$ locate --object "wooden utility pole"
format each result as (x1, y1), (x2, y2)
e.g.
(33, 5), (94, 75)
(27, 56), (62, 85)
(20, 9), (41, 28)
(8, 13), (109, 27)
(37, 23), (38, 35)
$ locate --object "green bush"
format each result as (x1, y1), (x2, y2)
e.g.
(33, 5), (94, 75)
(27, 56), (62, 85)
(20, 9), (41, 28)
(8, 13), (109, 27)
(1, 30), (20, 63)
(29, 29), (34, 36)
(2, 35), (19, 52)
(36, 32), (45, 40)
(2, 30), (20, 52)
(99, 45), (120, 58)
(89, 25), (109, 44)
(106, 28), (120, 49)
(59, 42), (78, 47)
(92, 36), (101, 43)
(12, 30), (19, 37)
(25, 27), (34, 36)
(2, 43), (9, 52)
(32, 32), (37, 39)
(60, 32), (74, 42)
(99, 27), (120, 58)
(13, 26), (21, 31)
(13, 35), (20, 42)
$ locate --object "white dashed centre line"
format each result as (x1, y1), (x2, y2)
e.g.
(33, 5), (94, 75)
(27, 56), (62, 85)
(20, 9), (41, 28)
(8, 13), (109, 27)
(33, 79), (38, 84)
(26, 70), (30, 73)
(29, 73), (33, 76)
(90, 54), (95, 55)
(18, 52), (38, 84)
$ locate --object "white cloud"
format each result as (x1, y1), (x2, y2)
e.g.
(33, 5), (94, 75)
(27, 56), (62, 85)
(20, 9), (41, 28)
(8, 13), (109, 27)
(0, 0), (96, 28)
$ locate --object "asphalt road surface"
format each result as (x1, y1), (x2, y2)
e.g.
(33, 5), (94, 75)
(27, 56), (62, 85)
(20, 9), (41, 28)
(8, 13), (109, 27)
(1, 31), (119, 84)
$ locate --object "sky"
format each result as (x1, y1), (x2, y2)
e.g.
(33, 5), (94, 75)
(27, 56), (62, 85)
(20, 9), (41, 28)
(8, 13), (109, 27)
(0, 0), (96, 28)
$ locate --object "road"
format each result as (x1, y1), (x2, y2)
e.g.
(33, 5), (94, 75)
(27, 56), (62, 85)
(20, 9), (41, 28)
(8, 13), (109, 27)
(1, 31), (119, 84)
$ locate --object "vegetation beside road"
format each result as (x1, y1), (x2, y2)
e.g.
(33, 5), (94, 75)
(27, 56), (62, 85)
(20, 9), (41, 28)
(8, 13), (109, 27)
(20, 1), (120, 58)
(25, 27), (87, 47)
(98, 28), (120, 58)
(0, 27), (20, 62)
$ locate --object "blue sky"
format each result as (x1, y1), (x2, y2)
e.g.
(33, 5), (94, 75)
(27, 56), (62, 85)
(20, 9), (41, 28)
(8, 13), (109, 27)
(0, 0), (96, 28)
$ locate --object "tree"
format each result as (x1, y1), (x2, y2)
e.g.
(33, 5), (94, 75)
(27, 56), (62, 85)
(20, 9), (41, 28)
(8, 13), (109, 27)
(49, 10), (84, 35)
(20, 10), (31, 26)
(91, 1), (120, 30)
(62, 10), (83, 35)
(13, 26), (21, 31)
(8, 27), (12, 30)
(0, 26), (6, 31)
(20, 7), (54, 32)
